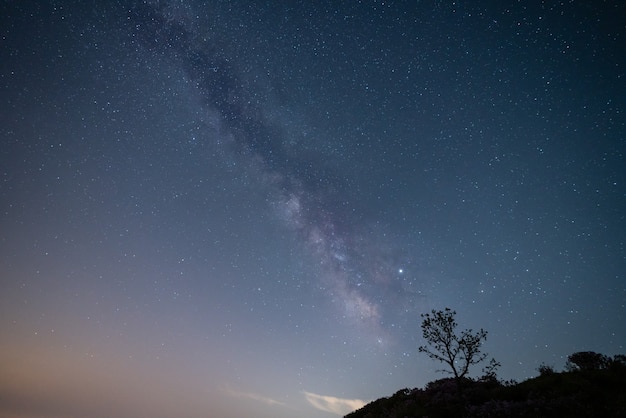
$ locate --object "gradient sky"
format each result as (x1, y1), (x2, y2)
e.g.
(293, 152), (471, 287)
(1, 1), (624, 417)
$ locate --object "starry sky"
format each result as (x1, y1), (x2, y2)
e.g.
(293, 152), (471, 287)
(0, 1), (624, 417)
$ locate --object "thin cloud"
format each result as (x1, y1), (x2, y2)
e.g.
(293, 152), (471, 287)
(303, 391), (368, 415)
(222, 386), (286, 407)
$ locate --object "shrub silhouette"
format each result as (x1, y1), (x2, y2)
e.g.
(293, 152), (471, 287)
(565, 351), (610, 371)
(537, 362), (556, 376)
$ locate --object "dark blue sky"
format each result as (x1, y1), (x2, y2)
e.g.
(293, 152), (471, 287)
(1, 1), (624, 417)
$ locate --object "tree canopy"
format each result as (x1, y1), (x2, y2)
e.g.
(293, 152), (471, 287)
(418, 308), (491, 380)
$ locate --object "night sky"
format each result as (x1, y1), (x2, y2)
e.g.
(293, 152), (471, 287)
(1, 1), (624, 417)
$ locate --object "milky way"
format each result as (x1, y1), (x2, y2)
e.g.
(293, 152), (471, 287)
(127, 1), (419, 343)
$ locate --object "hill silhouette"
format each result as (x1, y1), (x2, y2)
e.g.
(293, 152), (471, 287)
(345, 354), (626, 418)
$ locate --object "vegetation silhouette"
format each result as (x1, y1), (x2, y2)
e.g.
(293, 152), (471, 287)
(565, 351), (611, 372)
(346, 308), (626, 417)
(418, 308), (497, 393)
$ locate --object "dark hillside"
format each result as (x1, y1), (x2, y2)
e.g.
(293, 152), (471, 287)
(346, 364), (626, 418)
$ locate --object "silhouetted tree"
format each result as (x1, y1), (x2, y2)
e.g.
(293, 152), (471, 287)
(565, 351), (610, 371)
(418, 308), (493, 383)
